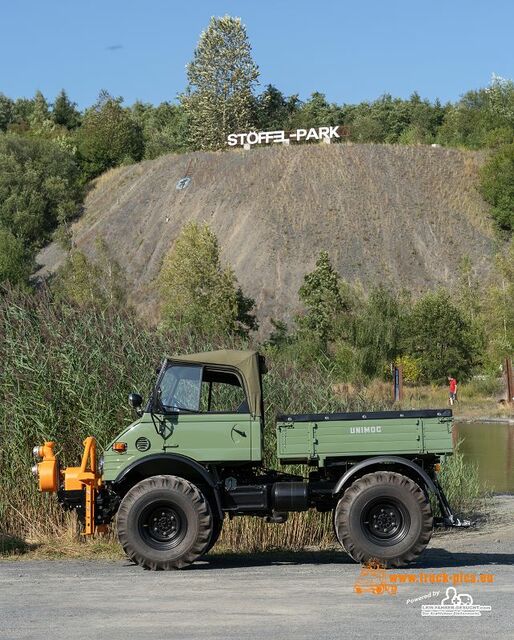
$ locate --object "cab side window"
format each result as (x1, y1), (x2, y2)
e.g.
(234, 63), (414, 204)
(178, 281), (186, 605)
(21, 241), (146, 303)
(200, 369), (249, 413)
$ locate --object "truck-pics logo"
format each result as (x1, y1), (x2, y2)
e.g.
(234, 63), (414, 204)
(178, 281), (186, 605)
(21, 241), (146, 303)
(421, 587), (492, 617)
(227, 125), (349, 147)
(354, 560), (397, 596)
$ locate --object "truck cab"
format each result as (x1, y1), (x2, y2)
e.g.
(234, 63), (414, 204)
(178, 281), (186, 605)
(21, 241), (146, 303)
(103, 350), (266, 483)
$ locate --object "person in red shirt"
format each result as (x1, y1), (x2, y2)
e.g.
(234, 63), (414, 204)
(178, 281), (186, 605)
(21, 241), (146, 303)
(448, 376), (458, 405)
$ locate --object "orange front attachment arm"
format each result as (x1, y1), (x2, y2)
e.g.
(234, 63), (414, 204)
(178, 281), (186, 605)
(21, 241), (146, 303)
(62, 436), (103, 536)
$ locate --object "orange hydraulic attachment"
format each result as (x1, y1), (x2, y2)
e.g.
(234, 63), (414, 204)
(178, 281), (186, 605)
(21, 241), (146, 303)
(35, 442), (59, 493)
(38, 436), (104, 536)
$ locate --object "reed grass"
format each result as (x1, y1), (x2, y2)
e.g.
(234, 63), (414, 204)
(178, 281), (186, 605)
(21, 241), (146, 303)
(438, 446), (485, 514)
(0, 287), (486, 557)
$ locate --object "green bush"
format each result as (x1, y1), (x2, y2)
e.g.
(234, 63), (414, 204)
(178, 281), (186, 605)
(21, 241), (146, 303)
(394, 355), (422, 384)
(463, 376), (503, 398)
(0, 229), (31, 286)
(333, 341), (359, 382)
(77, 92), (143, 181)
(438, 448), (485, 515)
(0, 133), (82, 249)
(404, 289), (482, 383)
(480, 143), (514, 233)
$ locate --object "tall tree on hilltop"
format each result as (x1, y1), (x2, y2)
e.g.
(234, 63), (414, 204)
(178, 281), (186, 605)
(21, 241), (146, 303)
(29, 90), (52, 133)
(52, 89), (81, 129)
(181, 16), (259, 150)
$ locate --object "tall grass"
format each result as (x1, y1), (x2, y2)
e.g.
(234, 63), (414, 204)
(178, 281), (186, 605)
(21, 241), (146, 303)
(0, 288), (367, 549)
(438, 447), (485, 514)
(0, 288), (485, 554)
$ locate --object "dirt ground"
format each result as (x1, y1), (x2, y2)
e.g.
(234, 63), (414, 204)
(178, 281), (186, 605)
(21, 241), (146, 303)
(1, 496), (512, 640)
(35, 144), (494, 335)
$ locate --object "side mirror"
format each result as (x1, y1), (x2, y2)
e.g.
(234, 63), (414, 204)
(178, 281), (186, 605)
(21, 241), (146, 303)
(128, 392), (143, 412)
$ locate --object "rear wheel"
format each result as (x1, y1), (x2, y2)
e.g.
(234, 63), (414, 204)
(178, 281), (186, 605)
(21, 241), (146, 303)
(334, 471), (433, 568)
(117, 475), (213, 570)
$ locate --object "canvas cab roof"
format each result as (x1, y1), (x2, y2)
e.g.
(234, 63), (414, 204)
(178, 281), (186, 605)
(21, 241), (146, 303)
(168, 349), (264, 417)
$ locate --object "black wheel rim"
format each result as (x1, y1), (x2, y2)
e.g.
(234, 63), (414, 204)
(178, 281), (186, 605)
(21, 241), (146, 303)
(138, 501), (187, 550)
(361, 498), (410, 546)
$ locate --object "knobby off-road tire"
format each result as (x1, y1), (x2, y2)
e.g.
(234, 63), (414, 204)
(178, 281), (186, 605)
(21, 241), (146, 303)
(334, 471), (433, 568)
(203, 514), (223, 556)
(117, 475), (213, 570)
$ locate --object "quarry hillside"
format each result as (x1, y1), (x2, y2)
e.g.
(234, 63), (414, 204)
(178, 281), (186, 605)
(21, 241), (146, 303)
(37, 143), (495, 333)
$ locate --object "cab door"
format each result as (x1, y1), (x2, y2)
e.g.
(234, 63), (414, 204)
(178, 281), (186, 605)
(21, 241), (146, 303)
(156, 364), (252, 463)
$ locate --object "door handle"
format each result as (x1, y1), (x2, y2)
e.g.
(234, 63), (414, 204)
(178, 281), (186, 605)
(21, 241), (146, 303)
(232, 427), (247, 438)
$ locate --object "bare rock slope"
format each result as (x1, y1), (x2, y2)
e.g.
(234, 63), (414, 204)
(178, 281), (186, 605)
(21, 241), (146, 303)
(37, 144), (495, 330)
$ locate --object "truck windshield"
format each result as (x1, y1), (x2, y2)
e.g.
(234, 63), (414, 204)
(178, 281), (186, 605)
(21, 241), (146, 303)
(157, 364), (202, 412)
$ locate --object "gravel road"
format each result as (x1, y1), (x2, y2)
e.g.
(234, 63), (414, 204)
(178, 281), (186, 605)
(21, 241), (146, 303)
(1, 497), (513, 640)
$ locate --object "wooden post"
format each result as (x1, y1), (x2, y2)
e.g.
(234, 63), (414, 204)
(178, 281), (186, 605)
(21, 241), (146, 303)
(393, 365), (403, 402)
(505, 357), (514, 404)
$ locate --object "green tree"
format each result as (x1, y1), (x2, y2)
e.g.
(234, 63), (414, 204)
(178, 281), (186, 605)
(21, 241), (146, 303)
(479, 142), (514, 233)
(0, 134), (82, 250)
(77, 91), (144, 180)
(0, 229), (31, 286)
(438, 76), (514, 149)
(0, 93), (14, 131)
(52, 89), (81, 129)
(297, 251), (347, 343)
(28, 90), (53, 135)
(132, 101), (189, 159)
(255, 85), (299, 131)
(53, 238), (127, 309)
(290, 92), (341, 129)
(482, 240), (514, 365)
(405, 290), (481, 382)
(159, 222), (256, 337)
(11, 97), (34, 127)
(354, 286), (406, 378)
(235, 287), (259, 334)
(181, 15), (259, 150)
(267, 319), (290, 348)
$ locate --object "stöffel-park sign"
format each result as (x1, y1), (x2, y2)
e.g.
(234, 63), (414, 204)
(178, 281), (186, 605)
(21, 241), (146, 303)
(227, 125), (349, 148)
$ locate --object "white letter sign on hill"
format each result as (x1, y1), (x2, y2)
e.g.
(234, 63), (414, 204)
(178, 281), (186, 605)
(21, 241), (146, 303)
(227, 125), (349, 147)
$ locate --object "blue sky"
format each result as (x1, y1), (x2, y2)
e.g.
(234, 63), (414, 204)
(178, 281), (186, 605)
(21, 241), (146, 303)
(1, 0), (513, 108)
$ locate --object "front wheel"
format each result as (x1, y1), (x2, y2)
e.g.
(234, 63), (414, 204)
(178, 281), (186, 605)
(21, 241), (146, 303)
(117, 475), (213, 570)
(334, 471), (433, 568)
(203, 514), (223, 556)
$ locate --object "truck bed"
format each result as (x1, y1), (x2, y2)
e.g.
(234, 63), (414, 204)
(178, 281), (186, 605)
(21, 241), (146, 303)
(276, 409), (453, 466)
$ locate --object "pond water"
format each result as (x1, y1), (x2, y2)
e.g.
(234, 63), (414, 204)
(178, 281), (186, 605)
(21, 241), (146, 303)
(454, 422), (514, 494)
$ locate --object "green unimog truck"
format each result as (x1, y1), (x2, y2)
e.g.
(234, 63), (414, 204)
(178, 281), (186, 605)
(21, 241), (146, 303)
(32, 349), (468, 570)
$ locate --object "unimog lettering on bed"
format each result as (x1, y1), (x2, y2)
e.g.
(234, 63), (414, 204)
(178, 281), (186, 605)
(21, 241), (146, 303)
(32, 349), (469, 570)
